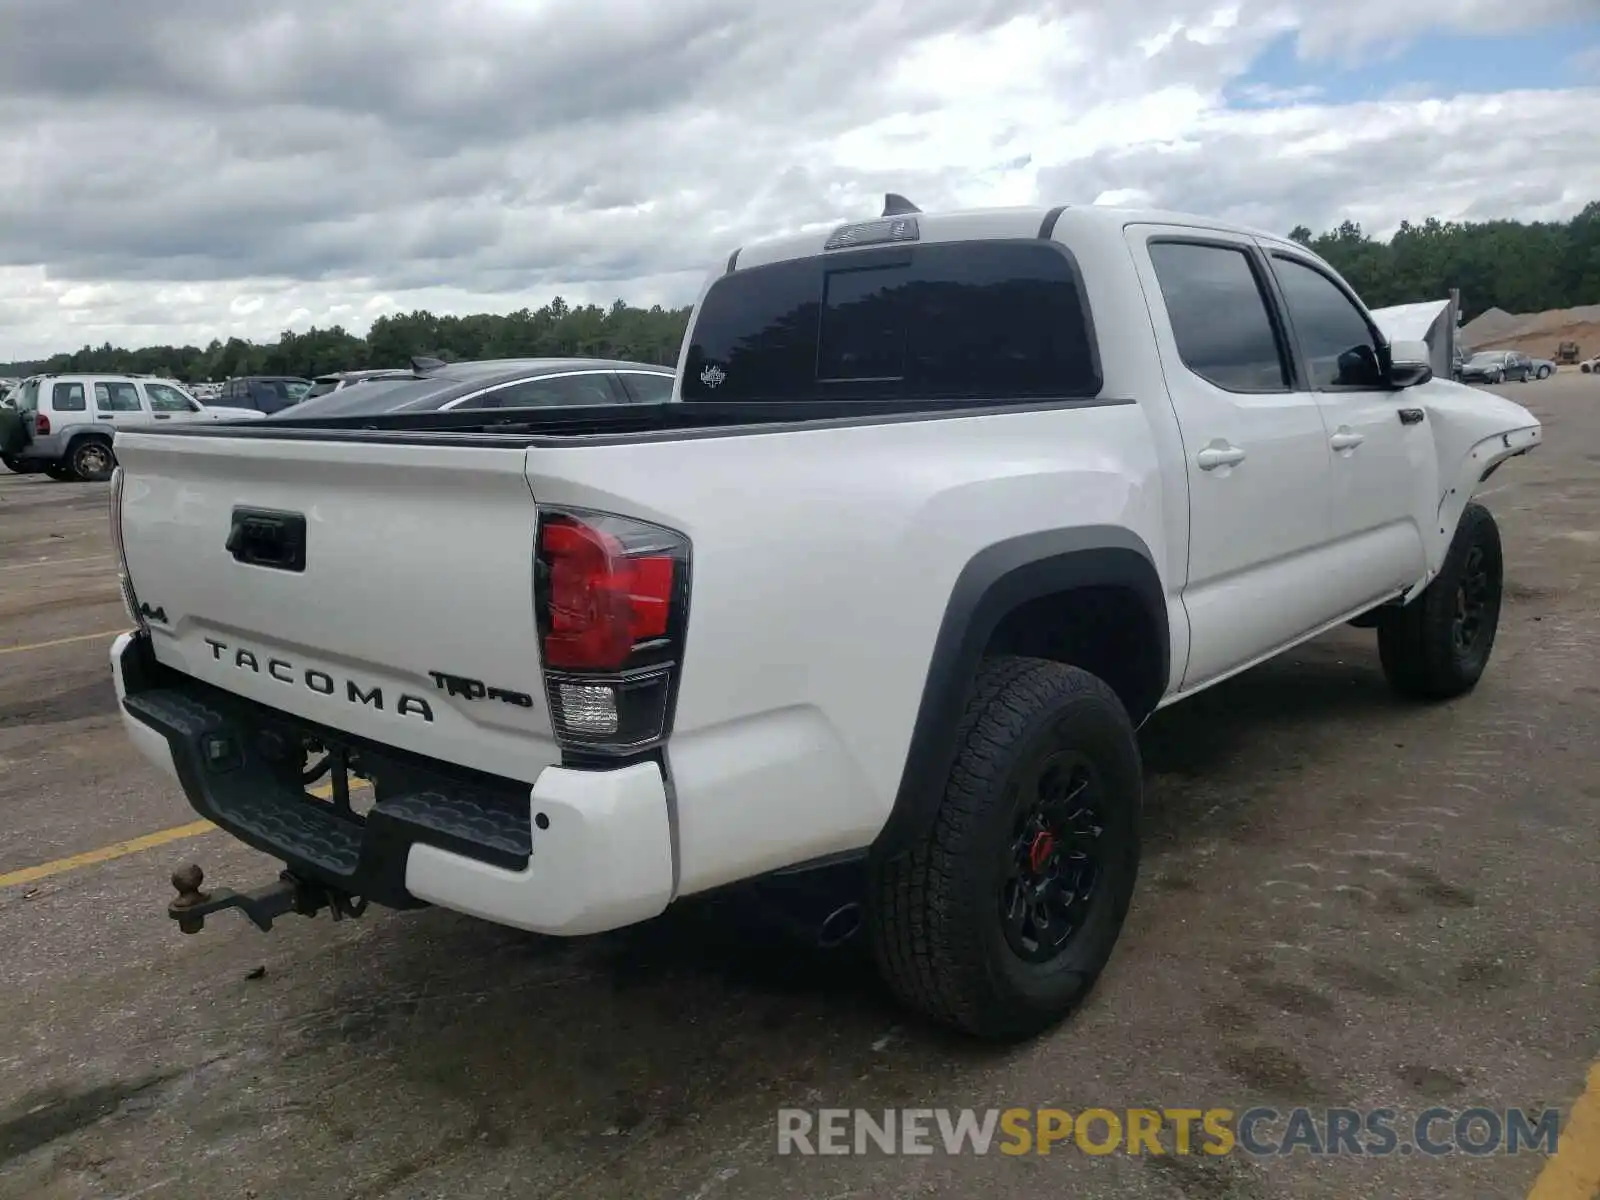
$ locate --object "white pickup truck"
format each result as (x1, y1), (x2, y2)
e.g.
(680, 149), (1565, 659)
(108, 200), (1541, 1041)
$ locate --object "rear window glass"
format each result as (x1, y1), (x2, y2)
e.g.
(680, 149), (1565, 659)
(681, 241), (1101, 403)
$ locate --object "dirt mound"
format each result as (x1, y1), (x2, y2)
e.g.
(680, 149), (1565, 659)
(1473, 319), (1600, 360)
(1460, 307), (1523, 344)
(1461, 304), (1600, 351)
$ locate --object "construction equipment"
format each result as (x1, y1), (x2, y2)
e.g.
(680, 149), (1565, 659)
(1556, 341), (1581, 364)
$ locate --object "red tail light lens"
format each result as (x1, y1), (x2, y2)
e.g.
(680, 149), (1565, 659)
(35, 413), (50, 435)
(535, 508), (691, 753)
(541, 518), (676, 670)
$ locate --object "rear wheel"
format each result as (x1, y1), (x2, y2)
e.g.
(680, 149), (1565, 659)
(1377, 502), (1503, 700)
(868, 656), (1141, 1041)
(68, 437), (115, 482)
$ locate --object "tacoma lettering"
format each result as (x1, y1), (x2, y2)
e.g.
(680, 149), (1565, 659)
(201, 638), (434, 722)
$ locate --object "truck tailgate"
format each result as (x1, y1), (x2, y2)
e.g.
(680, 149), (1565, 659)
(114, 431), (562, 783)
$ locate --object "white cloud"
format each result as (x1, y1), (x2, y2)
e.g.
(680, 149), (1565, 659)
(0, 0), (1597, 359)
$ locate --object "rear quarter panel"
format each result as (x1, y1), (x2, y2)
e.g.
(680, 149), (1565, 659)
(525, 398), (1177, 893)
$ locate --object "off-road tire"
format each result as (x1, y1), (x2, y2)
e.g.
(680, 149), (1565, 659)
(867, 655), (1142, 1042)
(68, 437), (115, 483)
(1377, 502), (1503, 700)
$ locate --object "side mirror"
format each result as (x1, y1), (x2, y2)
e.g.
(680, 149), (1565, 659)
(1385, 339), (1433, 388)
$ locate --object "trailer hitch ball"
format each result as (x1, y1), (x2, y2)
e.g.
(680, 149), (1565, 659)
(171, 863), (210, 934)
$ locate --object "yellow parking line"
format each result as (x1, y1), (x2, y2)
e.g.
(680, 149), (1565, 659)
(0, 629), (125, 656)
(0, 780), (362, 890)
(0, 820), (217, 889)
(1528, 1061), (1600, 1199)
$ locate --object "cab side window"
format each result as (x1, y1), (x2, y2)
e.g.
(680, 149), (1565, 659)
(1269, 255), (1385, 390)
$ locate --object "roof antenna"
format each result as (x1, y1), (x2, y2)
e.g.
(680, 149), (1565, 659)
(410, 355), (446, 373)
(882, 193), (920, 217)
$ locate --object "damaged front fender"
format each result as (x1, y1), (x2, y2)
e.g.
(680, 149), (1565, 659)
(1410, 380), (1542, 595)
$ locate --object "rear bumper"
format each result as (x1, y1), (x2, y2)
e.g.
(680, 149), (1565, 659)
(14, 431), (64, 460)
(111, 632), (674, 936)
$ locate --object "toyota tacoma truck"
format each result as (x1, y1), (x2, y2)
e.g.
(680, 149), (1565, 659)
(107, 199), (1542, 1042)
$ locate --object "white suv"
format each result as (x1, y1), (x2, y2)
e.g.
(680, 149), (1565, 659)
(1, 374), (262, 482)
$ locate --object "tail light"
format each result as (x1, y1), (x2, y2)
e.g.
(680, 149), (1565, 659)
(109, 467), (148, 635)
(535, 507), (690, 755)
(34, 413), (50, 435)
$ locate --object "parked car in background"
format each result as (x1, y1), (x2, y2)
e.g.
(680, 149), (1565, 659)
(280, 357), (677, 418)
(1, 374), (264, 481)
(303, 369), (417, 399)
(1459, 350), (1532, 384)
(211, 376), (313, 415)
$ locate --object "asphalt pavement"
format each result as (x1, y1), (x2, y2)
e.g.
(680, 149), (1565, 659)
(1, 377), (1596, 1200)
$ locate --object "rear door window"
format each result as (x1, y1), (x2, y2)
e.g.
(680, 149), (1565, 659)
(1147, 241), (1290, 392)
(458, 373), (623, 410)
(681, 240), (1101, 403)
(615, 372), (675, 403)
(51, 382), (87, 412)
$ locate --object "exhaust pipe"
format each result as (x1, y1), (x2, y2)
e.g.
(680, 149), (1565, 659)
(817, 902), (862, 949)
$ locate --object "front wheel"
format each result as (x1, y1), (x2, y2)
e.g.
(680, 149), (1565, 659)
(1377, 502), (1503, 700)
(1538, 366), (1552, 380)
(868, 656), (1141, 1041)
(1491, 370), (1505, 384)
(68, 438), (115, 482)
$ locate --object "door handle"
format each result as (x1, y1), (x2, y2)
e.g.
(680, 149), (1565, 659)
(1330, 430), (1365, 451)
(152, 413), (171, 420)
(96, 415), (114, 421)
(1196, 443), (1247, 471)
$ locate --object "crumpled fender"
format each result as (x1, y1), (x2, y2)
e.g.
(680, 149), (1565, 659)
(1406, 378), (1542, 598)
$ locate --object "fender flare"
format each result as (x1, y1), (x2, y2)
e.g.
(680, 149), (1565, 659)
(871, 526), (1169, 858)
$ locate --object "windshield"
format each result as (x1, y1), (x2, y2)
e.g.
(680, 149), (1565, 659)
(17, 380), (39, 411)
(1468, 353), (1503, 365)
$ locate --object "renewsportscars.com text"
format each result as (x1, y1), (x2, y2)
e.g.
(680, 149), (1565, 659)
(776, 1106), (1561, 1158)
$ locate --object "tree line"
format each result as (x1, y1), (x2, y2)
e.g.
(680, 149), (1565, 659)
(5, 202), (1598, 380)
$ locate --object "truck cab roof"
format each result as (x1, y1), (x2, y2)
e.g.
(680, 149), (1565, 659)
(730, 203), (1293, 273)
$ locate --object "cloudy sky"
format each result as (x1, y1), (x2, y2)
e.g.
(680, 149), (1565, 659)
(2, 0), (1597, 359)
